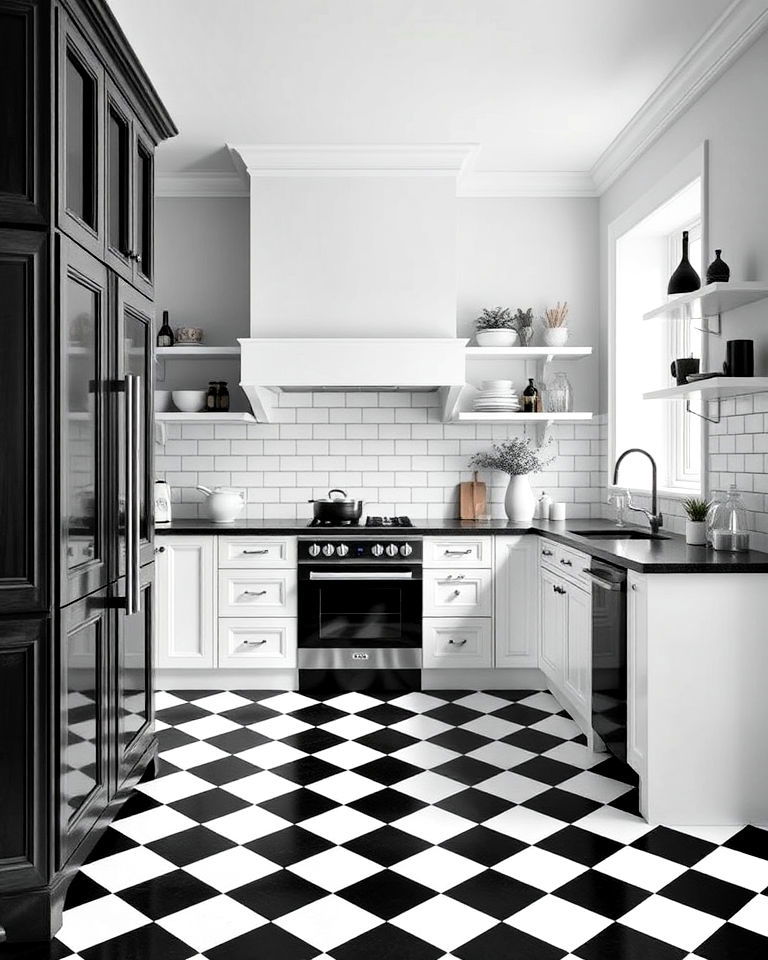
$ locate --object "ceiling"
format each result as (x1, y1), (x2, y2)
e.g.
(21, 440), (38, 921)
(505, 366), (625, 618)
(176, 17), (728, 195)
(109, 0), (731, 177)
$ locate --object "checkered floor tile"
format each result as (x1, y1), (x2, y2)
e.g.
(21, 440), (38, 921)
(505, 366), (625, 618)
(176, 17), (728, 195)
(24, 689), (768, 960)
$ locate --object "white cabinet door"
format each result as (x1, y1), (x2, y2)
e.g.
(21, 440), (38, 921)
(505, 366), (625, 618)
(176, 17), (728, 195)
(563, 583), (591, 717)
(627, 572), (648, 777)
(156, 536), (216, 669)
(422, 618), (493, 669)
(540, 566), (566, 684)
(423, 569), (492, 618)
(495, 536), (539, 668)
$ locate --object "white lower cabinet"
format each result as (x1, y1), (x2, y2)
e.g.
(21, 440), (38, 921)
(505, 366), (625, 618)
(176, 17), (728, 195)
(422, 618), (492, 669)
(563, 581), (591, 717)
(156, 536), (216, 669)
(495, 536), (539, 668)
(627, 572), (648, 778)
(540, 566), (566, 684)
(218, 618), (297, 669)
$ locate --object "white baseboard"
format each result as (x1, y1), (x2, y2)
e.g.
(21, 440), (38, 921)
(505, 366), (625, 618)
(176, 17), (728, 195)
(421, 668), (546, 690)
(155, 669), (298, 690)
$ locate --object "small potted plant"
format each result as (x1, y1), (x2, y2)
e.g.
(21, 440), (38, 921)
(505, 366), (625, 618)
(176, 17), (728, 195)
(542, 301), (569, 347)
(513, 307), (534, 347)
(682, 497), (711, 545)
(474, 307), (518, 347)
(470, 437), (553, 521)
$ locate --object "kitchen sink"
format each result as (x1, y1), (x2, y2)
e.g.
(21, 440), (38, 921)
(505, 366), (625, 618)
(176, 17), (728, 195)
(568, 529), (669, 541)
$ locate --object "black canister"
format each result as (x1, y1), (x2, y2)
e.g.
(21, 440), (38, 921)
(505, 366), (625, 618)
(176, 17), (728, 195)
(723, 340), (754, 377)
(217, 381), (230, 411)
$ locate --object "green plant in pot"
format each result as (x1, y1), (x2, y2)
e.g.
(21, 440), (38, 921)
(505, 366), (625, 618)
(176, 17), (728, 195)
(513, 307), (535, 347)
(475, 307), (517, 347)
(682, 497), (710, 546)
(470, 436), (553, 521)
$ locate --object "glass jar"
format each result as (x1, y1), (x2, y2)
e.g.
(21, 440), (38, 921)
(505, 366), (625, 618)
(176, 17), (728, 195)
(705, 490), (724, 545)
(544, 371), (573, 413)
(710, 485), (750, 552)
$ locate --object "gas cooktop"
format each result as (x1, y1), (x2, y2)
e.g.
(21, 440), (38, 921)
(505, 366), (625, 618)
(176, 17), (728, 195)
(307, 516), (414, 528)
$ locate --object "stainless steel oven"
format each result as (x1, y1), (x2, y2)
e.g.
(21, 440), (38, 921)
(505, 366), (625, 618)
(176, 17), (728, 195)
(297, 536), (422, 694)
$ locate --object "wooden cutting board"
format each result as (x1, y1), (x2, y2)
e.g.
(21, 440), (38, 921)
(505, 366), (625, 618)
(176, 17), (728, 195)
(459, 472), (487, 519)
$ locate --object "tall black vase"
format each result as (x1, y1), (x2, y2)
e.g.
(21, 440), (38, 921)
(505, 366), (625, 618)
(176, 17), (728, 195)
(667, 230), (701, 295)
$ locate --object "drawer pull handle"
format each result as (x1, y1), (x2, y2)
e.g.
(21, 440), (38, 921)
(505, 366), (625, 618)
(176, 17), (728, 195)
(242, 590), (268, 597)
(155, 546), (165, 553)
(445, 574), (465, 581)
(560, 558), (572, 566)
(542, 549), (553, 556)
(444, 549), (471, 556)
(243, 638), (267, 645)
(243, 549), (269, 555)
(553, 585), (566, 595)
(448, 638), (468, 646)
(452, 589), (461, 597)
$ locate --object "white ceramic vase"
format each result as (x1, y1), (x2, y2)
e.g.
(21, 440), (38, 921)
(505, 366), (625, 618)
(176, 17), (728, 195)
(505, 474), (536, 522)
(543, 327), (569, 347)
(476, 329), (518, 347)
(686, 519), (707, 545)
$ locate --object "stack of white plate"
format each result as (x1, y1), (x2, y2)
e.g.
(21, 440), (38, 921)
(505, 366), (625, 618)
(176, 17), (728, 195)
(473, 379), (521, 413)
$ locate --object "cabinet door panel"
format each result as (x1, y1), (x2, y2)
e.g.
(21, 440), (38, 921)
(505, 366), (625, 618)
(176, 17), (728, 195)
(59, 588), (109, 867)
(156, 537), (215, 669)
(0, 0), (47, 224)
(0, 617), (48, 890)
(627, 575), (647, 777)
(59, 238), (109, 604)
(0, 229), (47, 613)
(114, 566), (154, 791)
(540, 567), (565, 684)
(57, 8), (104, 257)
(104, 79), (133, 282)
(132, 126), (154, 297)
(564, 584), (591, 717)
(495, 537), (538, 668)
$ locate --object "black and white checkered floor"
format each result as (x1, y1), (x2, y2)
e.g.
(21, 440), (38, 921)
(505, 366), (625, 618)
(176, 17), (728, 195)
(29, 689), (768, 960)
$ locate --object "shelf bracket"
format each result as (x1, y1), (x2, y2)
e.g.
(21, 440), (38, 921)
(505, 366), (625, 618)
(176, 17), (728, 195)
(439, 384), (464, 423)
(240, 385), (278, 423)
(686, 398), (720, 424)
(694, 313), (722, 337)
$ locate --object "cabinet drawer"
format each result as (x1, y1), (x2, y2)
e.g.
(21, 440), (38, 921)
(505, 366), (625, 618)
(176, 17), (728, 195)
(423, 569), (492, 617)
(422, 618), (492, 669)
(218, 618), (297, 669)
(218, 570), (297, 617)
(218, 536), (297, 569)
(539, 539), (590, 590)
(423, 537), (492, 568)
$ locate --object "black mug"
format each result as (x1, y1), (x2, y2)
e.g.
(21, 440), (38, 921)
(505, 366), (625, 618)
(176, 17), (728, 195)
(723, 340), (754, 377)
(670, 357), (700, 385)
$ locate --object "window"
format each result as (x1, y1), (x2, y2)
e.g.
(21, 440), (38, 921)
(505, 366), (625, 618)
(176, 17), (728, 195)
(611, 178), (703, 496)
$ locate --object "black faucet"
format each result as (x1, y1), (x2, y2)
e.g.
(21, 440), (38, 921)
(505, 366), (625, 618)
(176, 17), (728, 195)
(613, 448), (664, 535)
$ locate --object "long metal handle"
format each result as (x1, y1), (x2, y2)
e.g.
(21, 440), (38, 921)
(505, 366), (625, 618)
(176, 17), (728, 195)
(444, 549), (471, 556)
(130, 375), (142, 614)
(581, 568), (625, 592)
(309, 571), (413, 580)
(124, 375), (136, 615)
(243, 549), (269, 555)
(242, 590), (268, 597)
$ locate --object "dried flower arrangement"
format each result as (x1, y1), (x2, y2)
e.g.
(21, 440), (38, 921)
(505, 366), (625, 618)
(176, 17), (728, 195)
(542, 301), (569, 328)
(512, 308), (534, 331)
(475, 307), (514, 330)
(470, 436), (554, 476)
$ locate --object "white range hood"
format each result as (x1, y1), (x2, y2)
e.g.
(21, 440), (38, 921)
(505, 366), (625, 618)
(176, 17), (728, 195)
(229, 143), (475, 420)
(239, 337), (466, 422)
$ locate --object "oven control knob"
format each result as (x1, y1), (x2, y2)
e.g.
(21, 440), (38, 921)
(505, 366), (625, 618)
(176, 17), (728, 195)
(308, 543), (321, 557)
(371, 543), (384, 557)
(400, 543), (413, 557)
(336, 544), (349, 557)
(385, 543), (399, 557)
(322, 543), (335, 557)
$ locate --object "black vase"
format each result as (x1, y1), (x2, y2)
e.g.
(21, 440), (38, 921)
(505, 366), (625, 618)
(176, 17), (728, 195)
(667, 230), (701, 295)
(706, 249), (731, 284)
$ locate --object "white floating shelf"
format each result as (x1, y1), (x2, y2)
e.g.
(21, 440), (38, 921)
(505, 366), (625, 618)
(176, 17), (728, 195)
(465, 346), (593, 360)
(643, 378), (768, 401)
(155, 411), (256, 423)
(456, 412), (593, 423)
(643, 282), (768, 323)
(156, 346), (241, 358)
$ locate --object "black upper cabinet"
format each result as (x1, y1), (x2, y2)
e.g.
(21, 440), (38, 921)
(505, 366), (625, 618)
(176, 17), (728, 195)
(132, 126), (154, 296)
(57, 6), (105, 258)
(0, 0), (48, 225)
(0, 229), (48, 614)
(58, 236), (110, 606)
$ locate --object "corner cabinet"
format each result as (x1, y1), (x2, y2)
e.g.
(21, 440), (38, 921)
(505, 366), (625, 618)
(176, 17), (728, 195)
(0, 0), (176, 943)
(494, 537), (539, 667)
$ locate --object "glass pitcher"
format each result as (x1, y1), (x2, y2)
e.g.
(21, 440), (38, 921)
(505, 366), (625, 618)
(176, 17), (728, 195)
(710, 485), (750, 552)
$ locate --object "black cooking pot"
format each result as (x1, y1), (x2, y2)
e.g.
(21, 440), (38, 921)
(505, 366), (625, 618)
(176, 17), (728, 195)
(309, 489), (364, 524)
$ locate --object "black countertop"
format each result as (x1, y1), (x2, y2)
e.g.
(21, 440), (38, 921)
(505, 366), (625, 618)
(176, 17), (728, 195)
(156, 517), (768, 573)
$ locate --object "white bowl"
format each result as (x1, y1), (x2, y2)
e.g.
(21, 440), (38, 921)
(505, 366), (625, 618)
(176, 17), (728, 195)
(171, 390), (207, 412)
(154, 390), (172, 412)
(476, 329), (518, 347)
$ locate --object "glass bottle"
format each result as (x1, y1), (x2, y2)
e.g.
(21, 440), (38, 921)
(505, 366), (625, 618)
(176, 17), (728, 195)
(711, 485), (750, 552)
(206, 381), (218, 411)
(522, 378), (538, 414)
(545, 371), (573, 413)
(217, 381), (230, 412)
(157, 310), (174, 347)
(705, 491), (724, 545)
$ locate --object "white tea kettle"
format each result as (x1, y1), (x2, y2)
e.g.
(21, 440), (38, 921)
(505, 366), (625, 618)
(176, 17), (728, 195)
(197, 486), (245, 523)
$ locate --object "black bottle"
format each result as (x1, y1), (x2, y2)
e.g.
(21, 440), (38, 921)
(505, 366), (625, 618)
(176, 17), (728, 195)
(206, 382), (218, 411)
(667, 231), (701, 295)
(706, 249), (730, 284)
(157, 310), (174, 347)
(523, 378), (538, 414)
(217, 381), (230, 411)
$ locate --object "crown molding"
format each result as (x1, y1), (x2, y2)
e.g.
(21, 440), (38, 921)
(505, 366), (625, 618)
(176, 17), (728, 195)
(227, 143), (479, 178)
(155, 171), (248, 197)
(591, 0), (768, 193)
(457, 170), (598, 198)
